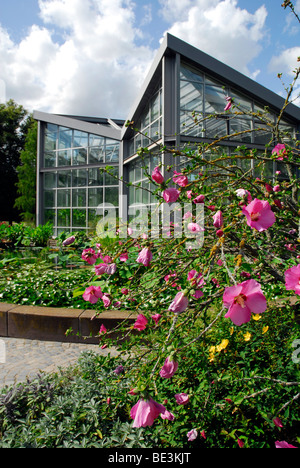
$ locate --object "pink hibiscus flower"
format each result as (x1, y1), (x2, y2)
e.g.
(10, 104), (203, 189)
(133, 314), (148, 331)
(81, 248), (98, 265)
(284, 264), (300, 295)
(168, 291), (189, 314)
(242, 198), (276, 232)
(130, 398), (172, 427)
(275, 440), (298, 449)
(136, 247), (153, 267)
(173, 171), (189, 187)
(162, 188), (180, 203)
(83, 286), (103, 304)
(152, 166), (164, 184)
(159, 356), (179, 378)
(272, 144), (288, 161)
(223, 279), (267, 326)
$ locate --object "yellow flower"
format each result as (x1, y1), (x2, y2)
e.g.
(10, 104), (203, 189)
(252, 314), (262, 321)
(209, 346), (216, 362)
(216, 339), (229, 352)
(230, 327), (234, 335)
(262, 326), (269, 334)
(244, 332), (251, 341)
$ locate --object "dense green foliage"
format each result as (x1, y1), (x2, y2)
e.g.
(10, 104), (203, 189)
(0, 222), (53, 248)
(14, 119), (37, 223)
(0, 100), (31, 223)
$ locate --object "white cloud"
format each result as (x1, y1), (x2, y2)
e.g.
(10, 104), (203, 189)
(269, 47), (300, 76)
(0, 0), (155, 117)
(159, 0), (268, 77)
(0, 0), (271, 117)
(268, 46), (300, 105)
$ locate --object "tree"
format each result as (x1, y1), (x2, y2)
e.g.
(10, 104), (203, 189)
(14, 118), (37, 223)
(0, 100), (30, 223)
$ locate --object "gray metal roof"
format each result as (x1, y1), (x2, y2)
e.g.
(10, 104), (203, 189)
(33, 110), (122, 140)
(122, 33), (300, 138)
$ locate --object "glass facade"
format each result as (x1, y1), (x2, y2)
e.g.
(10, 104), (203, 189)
(127, 154), (162, 209)
(128, 85), (163, 157)
(42, 123), (120, 234)
(179, 62), (296, 145)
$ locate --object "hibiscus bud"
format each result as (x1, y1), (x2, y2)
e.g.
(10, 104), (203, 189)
(162, 188), (180, 203)
(136, 247), (153, 267)
(168, 291), (189, 314)
(159, 356), (179, 378)
(63, 236), (76, 247)
(152, 166), (164, 184)
(213, 210), (223, 228)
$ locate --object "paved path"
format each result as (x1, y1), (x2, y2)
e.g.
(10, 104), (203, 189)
(0, 337), (117, 390)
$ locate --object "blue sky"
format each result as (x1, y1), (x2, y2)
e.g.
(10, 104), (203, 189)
(0, 0), (300, 118)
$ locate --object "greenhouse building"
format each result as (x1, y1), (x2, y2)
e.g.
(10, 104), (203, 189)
(34, 33), (300, 235)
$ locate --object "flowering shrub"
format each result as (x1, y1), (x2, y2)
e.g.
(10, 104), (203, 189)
(71, 4), (300, 448)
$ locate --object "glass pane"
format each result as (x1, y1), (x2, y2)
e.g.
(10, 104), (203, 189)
(44, 172), (56, 189)
(181, 80), (203, 112)
(58, 127), (73, 150)
(205, 116), (227, 139)
(231, 92), (252, 113)
(44, 190), (55, 208)
(278, 121), (296, 146)
(72, 209), (87, 228)
(254, 123), (273, 145)
(150, 119), (160, 141)
(104, 187), (119, 206)
(89, 134), (105, 147)
(72, 148), (87, 165)
(128, 139), (135, 157)
(88, 209), (99, 225)
(105, 166), (119, 185)
(230, 118), (252, 142)
(140, 109), (150, 130)
(88, 168), (103, 186)
(57, 190), (71, 207)
(58, 171), (72, 188)
(57, 209), (70, 227)
(150, 154), (161, 172)
(180, 111), (203, 137)
(89, 147), (105, 164)
(180, 64), (203, 83)
(142, 180), (149, 204)
(129, 165), (134, 183)
(106, 139), (119, 162)
(205, 85), (226, 114)
(44, 209), (56, 224)
(44, 151), (56, 168)
(73, 169), (87, 187)
(88, 187), (103, 207)
(73, 130), (88, 148)
(57, 150), (72, 166)
(151, 91), (161, 121)
(45, 125), (57, 151)
(72, 188), (86, 207)
(129, 186), (134, 205)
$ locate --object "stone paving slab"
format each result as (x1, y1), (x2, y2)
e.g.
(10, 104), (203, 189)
(0, 337), (118, 390)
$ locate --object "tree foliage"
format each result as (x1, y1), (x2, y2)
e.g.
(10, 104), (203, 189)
(0, 100), (30, 223)
(14, 119), (37, 223)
